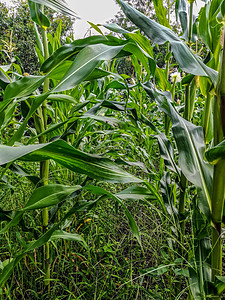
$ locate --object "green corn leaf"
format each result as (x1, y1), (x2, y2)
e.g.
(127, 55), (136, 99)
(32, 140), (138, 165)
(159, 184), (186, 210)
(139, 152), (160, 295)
(0, 184), (81, 234)
(4, 76), (46, 100)
(115, 185), (156, 201)
(7, 93), (50, 146)
(103, 23), (154, 57)
(41, 35), (128, 74)
(0, 140), (141, 183)
(87, 21), (105, 36)
(26, 120), (69, 144)
(118, 0), (218, 85)
(20, 184), (82, 211)
(144, 82), (213, 218)
(0, 211), (24, 234)
(103, 23), (130, 34)
(28, 1), (50, 29)
(33, 23), (44, 55)
(80, 114), (124, 127)
(103, 24), (156, 75)
(85, 68), (111, 81)
(50, 230), (87, 247)
(198, 2), (211, 50)
(156, 133), (181, 176)
(47, 94), (77, 104)
(205, 140), (225, 163)
(199, 0), (222, 62)
(48, 60), (110, 81)
(52, 44), (126, 93)
(28, 0), (79, 18)
(0, 225), (54, 288)
(0, 67), (11, 90)
(105, 80), (127, 91)
(215, 276), (225, 295)
(152, 0), (170, 28)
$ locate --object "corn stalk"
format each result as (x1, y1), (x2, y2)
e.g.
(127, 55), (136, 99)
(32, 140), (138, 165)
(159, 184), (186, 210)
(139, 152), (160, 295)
(211, 28), (225, 288)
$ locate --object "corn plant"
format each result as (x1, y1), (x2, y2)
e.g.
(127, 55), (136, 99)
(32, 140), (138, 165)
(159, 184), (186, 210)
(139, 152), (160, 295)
(2, 0), (225, 298)
(104, 0), (225, 298)
(85, 0), (225, 298)
(0, 0), (156, 295)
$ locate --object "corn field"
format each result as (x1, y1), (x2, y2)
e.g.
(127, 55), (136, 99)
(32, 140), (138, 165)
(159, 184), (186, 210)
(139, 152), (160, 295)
(1, 0), (225, 299)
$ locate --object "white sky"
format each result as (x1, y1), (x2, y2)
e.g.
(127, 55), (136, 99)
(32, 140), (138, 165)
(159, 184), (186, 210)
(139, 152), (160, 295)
(66, 0), (120, 39)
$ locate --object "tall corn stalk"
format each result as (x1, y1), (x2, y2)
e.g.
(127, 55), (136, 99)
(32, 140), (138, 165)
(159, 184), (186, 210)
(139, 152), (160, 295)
(40, 23), (50, 285)
(211, 27), (225, 286)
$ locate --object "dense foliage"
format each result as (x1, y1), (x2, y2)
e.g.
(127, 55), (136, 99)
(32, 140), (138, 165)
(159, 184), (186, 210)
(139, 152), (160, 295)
(1, 0), (225, 299)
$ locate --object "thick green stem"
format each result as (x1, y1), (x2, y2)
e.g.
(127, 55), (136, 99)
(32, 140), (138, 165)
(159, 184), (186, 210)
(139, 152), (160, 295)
(40, 24), (50, 286)
(211, 160), (225, 282)
(203, 94), (212, 140)
(211, 29), (225, 293)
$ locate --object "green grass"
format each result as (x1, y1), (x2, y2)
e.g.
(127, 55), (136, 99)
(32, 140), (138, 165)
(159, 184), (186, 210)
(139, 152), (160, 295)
(0, 165), (180, 299)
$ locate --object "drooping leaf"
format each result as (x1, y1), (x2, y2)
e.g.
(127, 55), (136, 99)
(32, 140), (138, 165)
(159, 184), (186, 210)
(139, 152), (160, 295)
(4, 76), (46, 100)
(156, 133), (181, 176)
(144, 82), (213, 218)
(0, 140), (141, 183)
(20, 184), (82, 211)
(50, 230), (87, 248)
(118, 0), (218, 85)
(115, 185), (156, 201)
